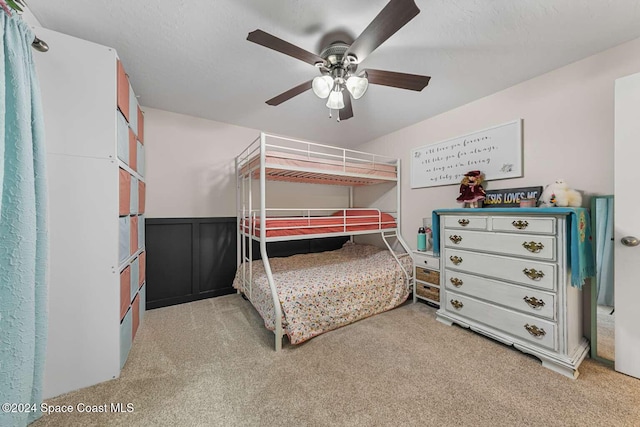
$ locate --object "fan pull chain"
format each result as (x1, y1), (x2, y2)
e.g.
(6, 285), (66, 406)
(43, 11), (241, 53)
(328, 109), (341, 122)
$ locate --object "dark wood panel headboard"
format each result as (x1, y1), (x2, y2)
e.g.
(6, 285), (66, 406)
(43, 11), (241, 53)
(146, 217), (349, 309)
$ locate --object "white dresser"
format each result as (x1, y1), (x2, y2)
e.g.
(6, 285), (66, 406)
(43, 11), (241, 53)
(435, 210), (589, 378)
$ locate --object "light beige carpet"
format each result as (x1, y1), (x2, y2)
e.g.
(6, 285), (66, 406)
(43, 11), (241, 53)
(33, 295), (640, 427)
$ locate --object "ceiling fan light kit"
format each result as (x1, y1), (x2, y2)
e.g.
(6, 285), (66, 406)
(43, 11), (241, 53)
(312, 75), (334, 99)
(346, 75), (368, 99)
(247, 0), (431, 121)
(326, 89), (345, 110)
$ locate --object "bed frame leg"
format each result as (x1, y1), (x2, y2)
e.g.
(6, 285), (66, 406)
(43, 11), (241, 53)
(275, 329), (283, 352)
(382, 231), (414, 304)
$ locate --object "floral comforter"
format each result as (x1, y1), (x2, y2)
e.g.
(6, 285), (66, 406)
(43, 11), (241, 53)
(232, 243), (412, 344)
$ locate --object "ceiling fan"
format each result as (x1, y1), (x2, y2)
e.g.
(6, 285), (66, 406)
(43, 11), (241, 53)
(247, 0), (431, 121)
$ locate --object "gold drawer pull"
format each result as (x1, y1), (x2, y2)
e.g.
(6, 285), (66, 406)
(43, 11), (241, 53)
(524, 324), (546, 337)
(449, 256), (463, 265)
(512, 220), (529, 230)
(523, 268), (545, 280)
(450, 300), (464, 310)
(450, 277), (463, 287)
(523, 296), (545, 309)
(458, 219), (470, 226)
(449, 235), (462, 244)
(523, 241), (544, 253)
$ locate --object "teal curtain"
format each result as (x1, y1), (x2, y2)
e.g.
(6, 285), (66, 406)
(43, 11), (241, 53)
(0, 10), (48, 427)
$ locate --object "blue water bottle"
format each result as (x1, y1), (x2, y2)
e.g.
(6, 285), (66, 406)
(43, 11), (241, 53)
(417, 227), (427, 251)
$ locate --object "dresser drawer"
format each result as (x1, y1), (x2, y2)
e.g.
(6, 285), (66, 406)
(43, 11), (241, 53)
(444, 292), (557, 351)
(444, 230), (556, 261)
(444, 270), (556, 320)
(416, 267), (440, 285)
(416, 282), (440, 302)
(444, 249), (557, 291)
(444, 215), (487, 230)
(491, 216), (557, 235)
(413, 251), (439, 270)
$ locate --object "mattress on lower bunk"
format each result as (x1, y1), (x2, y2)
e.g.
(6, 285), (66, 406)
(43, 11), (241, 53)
(241, 150), (397, 181)
(232, 242), (412, 344)
(242, 209), (397, 237)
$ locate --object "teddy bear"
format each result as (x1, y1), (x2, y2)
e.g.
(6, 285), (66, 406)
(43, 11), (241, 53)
(539, 179), (582, 207)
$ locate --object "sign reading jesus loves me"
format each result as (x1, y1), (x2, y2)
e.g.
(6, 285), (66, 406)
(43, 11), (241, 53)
(410, 119), (523, 188)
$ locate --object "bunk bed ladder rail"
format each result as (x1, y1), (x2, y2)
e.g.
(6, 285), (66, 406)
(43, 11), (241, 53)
(237, 153), (254, 300)
(236, 156), (247, 297)
(259, 133), (285, 352)
(381, 230), (413, 290)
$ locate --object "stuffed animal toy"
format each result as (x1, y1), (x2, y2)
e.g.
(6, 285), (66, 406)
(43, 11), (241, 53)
(539, 179), (582, 207)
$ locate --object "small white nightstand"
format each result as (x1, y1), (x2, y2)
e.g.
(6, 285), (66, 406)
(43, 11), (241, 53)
(412, 250), (440, 306)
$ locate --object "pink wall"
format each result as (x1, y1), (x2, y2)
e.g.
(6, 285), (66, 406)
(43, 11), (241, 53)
(355, 37), (640, 248)
(143, 108), (258, 218)
(143, 108), (349, 218)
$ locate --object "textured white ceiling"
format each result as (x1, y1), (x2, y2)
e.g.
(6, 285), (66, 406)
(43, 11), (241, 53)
(28, 0), (640, 147)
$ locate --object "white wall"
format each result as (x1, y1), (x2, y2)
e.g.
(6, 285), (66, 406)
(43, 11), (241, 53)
(144, 108), (349, 218)
(356, 37), (640, 250)
(22, 5), (42, 27)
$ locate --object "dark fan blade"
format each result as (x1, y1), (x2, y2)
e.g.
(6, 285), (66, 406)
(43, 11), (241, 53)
(339, 94), (354, 121)
(363, 69), (431, 91)
(247, 30), (325, 66)
(266, 80), (313, 106)
(345, 0), (420, 64)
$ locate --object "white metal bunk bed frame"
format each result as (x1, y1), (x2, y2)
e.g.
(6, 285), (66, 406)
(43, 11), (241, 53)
(235, 132), (413, 351)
